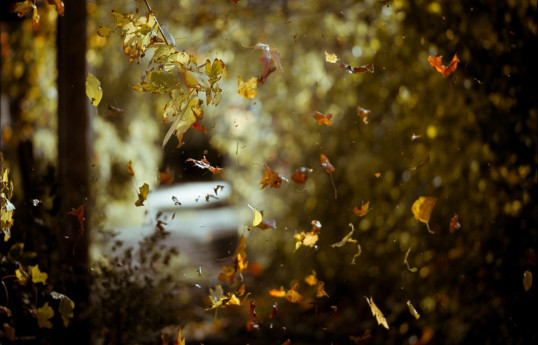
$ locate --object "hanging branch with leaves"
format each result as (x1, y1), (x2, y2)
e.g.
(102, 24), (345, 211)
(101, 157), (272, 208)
(111, 1), (225, 147)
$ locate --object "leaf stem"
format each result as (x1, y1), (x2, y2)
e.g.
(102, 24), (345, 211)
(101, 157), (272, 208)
(143, 0), (174, 46)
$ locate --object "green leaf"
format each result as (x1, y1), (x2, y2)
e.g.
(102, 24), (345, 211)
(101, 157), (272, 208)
(51, 292), (75, 327)
(131, 70), (178, 94)
(135, 183), (150, 207)
(86, 73), (103, 106)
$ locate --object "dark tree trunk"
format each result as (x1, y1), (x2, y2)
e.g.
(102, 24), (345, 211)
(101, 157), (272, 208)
(57, 1), (90, 343)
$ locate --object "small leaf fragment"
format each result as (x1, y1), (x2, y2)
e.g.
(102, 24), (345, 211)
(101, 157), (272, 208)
(313, 111), (333, 126)
(86, 73), (103, 107)
(449, 214), (461, 233)
(316, 281), (329, 298)
(127, 160), (135, 176)
(523, 270), (532, 291)
(135, 183), (150, 207)
(325, 51), (339, 63)
(428, 54), (460, 77)
(404, 247), (418, 273)
(291, 167), (312, 185)
(331, 223), (357, 248)
(97, 26), (112, 37)
(304, 270), (318, 286)
(357, 106), (371, 124)
(407, 300), (420, 319)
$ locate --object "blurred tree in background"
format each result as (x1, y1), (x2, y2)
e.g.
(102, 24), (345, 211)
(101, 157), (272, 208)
(1, 0), (536, 344)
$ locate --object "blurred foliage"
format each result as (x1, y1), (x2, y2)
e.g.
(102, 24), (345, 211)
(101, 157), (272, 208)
(1, 0), (537, 344)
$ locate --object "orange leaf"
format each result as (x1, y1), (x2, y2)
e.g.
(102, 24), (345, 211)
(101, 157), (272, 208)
(320, 154), (335, 174)
(186, 157), (224, 174)
(449, 214), (461, 233)
(304, 270), (318, 286)
(127, 160), (135, 176)
(269, 286), (286, 298)
(313, 111), (333, 126)
(191, 121), (207, 134)
(260, 164), (288, 189)
(286, 282), (303, 303)
(291, 167), (312, 185)
(353, 201), (370, 217)
(316, 281), (329, 298)
(158, 167), (174, 184)
(357, 106), (371, 124)
(428, 54), (460, 77)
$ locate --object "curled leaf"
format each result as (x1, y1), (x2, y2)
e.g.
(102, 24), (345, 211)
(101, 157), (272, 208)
(428, 54), (460, 77)
(411, 196), (437, 233)
(353, 201), (370, 217)
(313, 111), (333, 126)
(407, 300), (420, 319)
(331, 223), (357, 248)
(404, 247), (418, 273)
(357, 106), (371, 124)
(260, 165), (288, 189)
(186, 156), (224, 174)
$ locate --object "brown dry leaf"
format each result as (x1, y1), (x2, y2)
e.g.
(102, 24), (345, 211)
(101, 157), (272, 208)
(428, 54), (460, 77)
(365, 296), (389, 329)
(320, 154), (337, 199)
(186, 157), (224, 174)
(260, 164), (288, 189)
(291, 167), (312, 185)
(159, 167), (174, 184)
(407, 300), (420, 319)
(523, 270), (532, 291)
(340, 62), (374, 74)
(237, 76), (258, 99)
(411, 196), (437, 233)
(357, 106), (371, 124)
(127, 160), (135, 176)
(313, 111), (333, 126)
(316, 281), (329, 298)
(449, 214), (461, 233)
(353, 201), (370, 217)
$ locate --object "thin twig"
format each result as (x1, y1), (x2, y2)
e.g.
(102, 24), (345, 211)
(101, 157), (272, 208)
(143, 0), (174, 46)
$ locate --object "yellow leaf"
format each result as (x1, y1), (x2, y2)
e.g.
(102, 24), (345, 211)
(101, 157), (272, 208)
(177, 328), (186, 345)
(286, 286), (303, 303)
(51, 292), (75, 327)
(365, 296), (389, 329)
(523, 270), (532, 291)
(268, 286), (286, 298)
(253, 209), (263, 226)
(324, 51), (339, 63)
(86, 73), (103, 107)
(304, 270), (318, 286)
(36, 302), (54, 329)
(31, 265), (48, 285)
(407, 300), (420, 319)
(237, 76), (258, 99)
(97, 26), (112, 37)
(411, 196), (437, 233)
(135, 183), (150, 207)
(15, 266), (28, 286)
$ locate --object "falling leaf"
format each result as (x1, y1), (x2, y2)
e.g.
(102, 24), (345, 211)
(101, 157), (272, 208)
(135, 183), (150, 207)
(31, 265), (48, 285)
(218, 235), (248, 285)
(9, 1), (33, 18)
(97, 26), (112, 37)
(127, 160), (135, 176)
(291, 167), (312, 185)
(411, 196), (437, 233)
(411, 133), (422, 141)
(86, 73), (103, 107)
(374, 172), (381, 178)
(449, 214), (461, 233)
(331, 223), (357, 248)
(353, 201), (370, 217)
(304, 270), (318, 286)
(313, 111), (333, 126)
(252, 209), (263, 227)
(67, 204), (85, 233)
(35, 302), (54, 329)
(286, 282), (304, 303)
(351, 244), (362, 264)
(320, 154), (337, 199)
(250, 43), (283, 83)
(15, 266), (28, 286)
(407, 300), (420, 319)
(523, 270), (532, 291)
(186, 157), (224, 174)
(256, 219), (277, 230)
(51, 292), (75, 327)
(32, 5), (40, 31)
(340, 62), (374, 74)
(237, 76), (258, 99)
(191, 121), (207, 134)
(46, 0), (64, 16)
(357, 106), (371, 124)
(206, 285), (241, 311)
(404, 247), (418, 273)
(177, 328), (186, 345)
(316, 281), (329, 298)
(159, 167), (174, 184)
(428, 54), (460, 77)
(365, 296), (389, 329)
(269, 286), (286, 298)
(269, 301), (278, 319)
(260, 164), (289, 189)
(411, 153), (430, 171)
(249, 300), (257, 319)
(325, 51), (339, 63)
